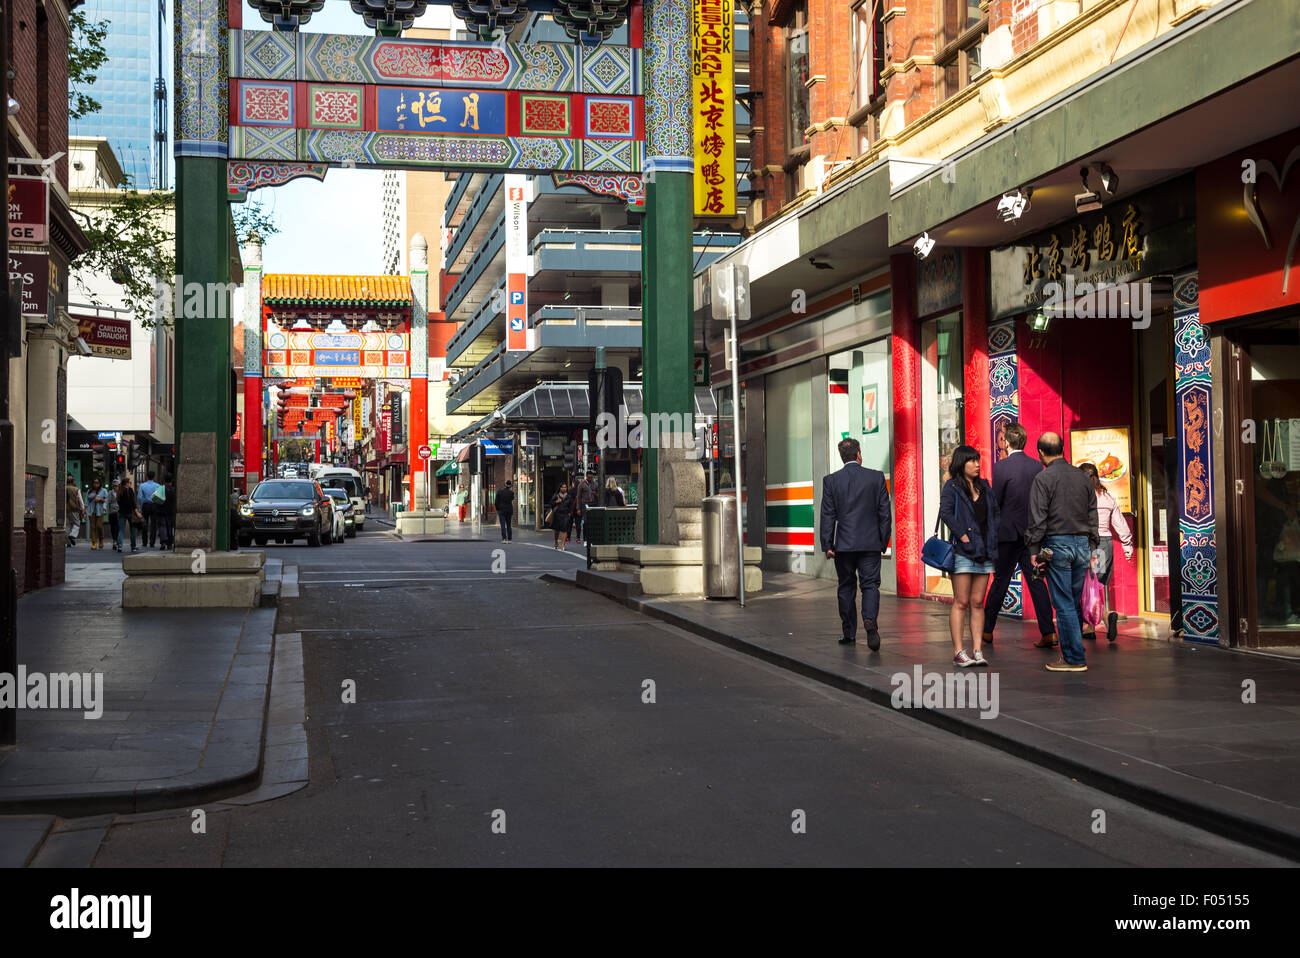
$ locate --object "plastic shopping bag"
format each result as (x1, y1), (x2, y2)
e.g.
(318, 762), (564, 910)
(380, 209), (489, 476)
(1082, 570), (1105, 627)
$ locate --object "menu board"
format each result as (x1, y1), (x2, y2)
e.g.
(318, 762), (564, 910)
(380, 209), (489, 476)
(1070, 426), (1132, 514)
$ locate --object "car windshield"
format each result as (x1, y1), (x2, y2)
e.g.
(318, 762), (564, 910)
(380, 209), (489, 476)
(324, 489), (348, 501)
(254, 481), (315, 499)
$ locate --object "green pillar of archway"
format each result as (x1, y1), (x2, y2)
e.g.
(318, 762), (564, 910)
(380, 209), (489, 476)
(641, 0), (695, 544)
(175, 0), (232, 550)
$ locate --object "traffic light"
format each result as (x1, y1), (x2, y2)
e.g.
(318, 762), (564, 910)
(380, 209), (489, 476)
(588, 367), (623, 443)
(563, 440), (577, 474)
(92, 444), (106, 475)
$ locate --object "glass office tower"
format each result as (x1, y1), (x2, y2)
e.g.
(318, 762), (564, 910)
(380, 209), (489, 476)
(71, 0), (170, 189)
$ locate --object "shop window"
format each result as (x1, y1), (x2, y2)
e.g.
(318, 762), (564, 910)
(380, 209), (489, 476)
(921, 314), (964, 595)
(935, 0), (987, 103)
(783, 0), (810, 156)
(1248, 338), (1300, 632)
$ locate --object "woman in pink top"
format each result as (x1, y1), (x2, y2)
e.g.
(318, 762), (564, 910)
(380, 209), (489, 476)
(1080, 462), (1134, 641)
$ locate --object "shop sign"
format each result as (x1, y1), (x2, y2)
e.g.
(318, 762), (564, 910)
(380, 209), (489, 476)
(72, 313), (132, 359)
(505, 174), (530, 352)
(1069, 426), (1132, 514)
(862, 383), (880, 434)
(916, 247), (962, 318)
(7, 175), (49, 243)
(1197, 130), (1300, 323)
(691, 0), (736, 216)
(990, 176), (1195, 321)
(8, 251), (49, 318)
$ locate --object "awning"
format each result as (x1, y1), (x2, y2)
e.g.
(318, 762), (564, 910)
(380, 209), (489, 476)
(435, 461), (459, 477)
(388, 450), (407, 464)
(450, 382), (717, 440)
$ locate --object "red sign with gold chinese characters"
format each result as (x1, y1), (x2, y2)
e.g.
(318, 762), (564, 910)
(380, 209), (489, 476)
(692, 0), (735, 217)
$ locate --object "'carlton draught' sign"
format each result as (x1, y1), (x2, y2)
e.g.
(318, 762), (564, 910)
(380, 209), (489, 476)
(7, 175), (49, 243)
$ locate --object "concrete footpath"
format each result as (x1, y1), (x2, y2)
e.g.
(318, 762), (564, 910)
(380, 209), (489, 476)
(0, 560), (279, 818)
(555, 568), (1300, 861)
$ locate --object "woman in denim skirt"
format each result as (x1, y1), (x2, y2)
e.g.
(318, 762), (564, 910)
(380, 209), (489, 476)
(939, 445), (1000, 668)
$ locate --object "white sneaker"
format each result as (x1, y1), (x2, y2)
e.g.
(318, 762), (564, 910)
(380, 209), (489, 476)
(954, 649), (976, 668)
(973, 650), (989, 666)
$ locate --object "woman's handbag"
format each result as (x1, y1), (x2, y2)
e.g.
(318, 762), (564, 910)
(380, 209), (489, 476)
(921, 517), (956, 574)
(544, 508), (555, 526)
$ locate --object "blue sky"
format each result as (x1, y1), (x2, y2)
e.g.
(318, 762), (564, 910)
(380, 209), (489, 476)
(243, 1), (456, 276)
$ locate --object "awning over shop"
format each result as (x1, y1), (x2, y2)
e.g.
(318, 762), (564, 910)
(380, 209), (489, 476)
(435, 461), (459, 477)
(450, 382), (718, 441)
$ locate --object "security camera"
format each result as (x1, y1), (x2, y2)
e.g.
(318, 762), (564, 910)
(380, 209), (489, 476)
(1075, 167), (1103, 214)
(997, 189), (1031, 222)
(491, 408), (505, 422)
(74, 336), (94, 357)
(913, 233), (936, 259)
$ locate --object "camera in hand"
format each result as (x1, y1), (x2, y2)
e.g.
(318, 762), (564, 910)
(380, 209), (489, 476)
(1030, 547), (1053, 580)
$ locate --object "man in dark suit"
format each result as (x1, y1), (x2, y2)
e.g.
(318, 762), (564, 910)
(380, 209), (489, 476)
(983, 423), (1058, 647)
(820, 437), (893, 650)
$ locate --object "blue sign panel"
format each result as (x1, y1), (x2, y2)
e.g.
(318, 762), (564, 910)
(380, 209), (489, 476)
(315, 349), (361, 366)
(481, 437), (514, 456)
(510, 317), (524, 331)
(376, 88), (506, 135)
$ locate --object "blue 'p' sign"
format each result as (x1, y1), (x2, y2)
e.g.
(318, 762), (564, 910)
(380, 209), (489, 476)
(510, 292), (524, 305)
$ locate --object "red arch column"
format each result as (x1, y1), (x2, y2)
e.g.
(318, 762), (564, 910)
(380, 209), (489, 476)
(891, 253), (922, 598)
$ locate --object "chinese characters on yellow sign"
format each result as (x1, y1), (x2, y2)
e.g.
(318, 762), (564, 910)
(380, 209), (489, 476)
(1022, 204), (1144, 287)
(692, 0), (735, 216)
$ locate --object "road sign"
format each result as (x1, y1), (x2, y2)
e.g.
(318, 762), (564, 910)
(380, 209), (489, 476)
(418, 444), (432, 460)
(522, 430), (540, 447)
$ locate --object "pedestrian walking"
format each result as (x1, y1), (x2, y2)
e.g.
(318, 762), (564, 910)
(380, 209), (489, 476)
(548, 482), (575, 550)
(574, 471), (598, 543)
(982, 423), (1059, 649)
(603, 477), (626, 507)
(939, 445), (1000, 667)
(1025, 432), (1100, 673)
(65, 474), (85, 547)
(819, 438), (893, 650)
(1079, 461), (1134, 642)
(162, 474), (177, 549)
(118, 475), (141, 552)
(85, 477), (109, 550)
(495, 480), (515, 542)
(139, 471), (161, 547)
(108, 477), (123, 551)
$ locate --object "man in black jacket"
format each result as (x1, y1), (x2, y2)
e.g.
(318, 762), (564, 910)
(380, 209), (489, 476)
(495, 481), (515, 542)
(820, 438), (893, 649)
(983, 423), (1058, 648)
(1026, 432), (1100, 672)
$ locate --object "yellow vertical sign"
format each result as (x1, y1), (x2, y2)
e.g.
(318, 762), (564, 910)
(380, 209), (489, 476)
(692, 0), (735, 216)
(353, 397), (363, 438)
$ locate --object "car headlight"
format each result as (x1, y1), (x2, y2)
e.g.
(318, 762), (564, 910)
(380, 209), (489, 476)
(240, 505), (253, 516)
(300, 506), (315, 517)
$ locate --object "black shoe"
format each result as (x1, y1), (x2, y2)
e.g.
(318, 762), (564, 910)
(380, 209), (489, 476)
(838, 636), (855, 645)
(866, 627), (881, 651)
(1106, 611), (1118, 642)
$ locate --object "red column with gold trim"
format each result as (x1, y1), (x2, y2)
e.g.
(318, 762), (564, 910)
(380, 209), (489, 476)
(244, 374), (262, 489)
(891, 253), (922, 598)
(408, 377), (427, 510)
(962, 247), (991, 462)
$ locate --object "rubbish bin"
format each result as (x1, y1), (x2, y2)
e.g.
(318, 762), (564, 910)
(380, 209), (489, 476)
(584, 505), (637, 567)
(702, 495), (740, 598)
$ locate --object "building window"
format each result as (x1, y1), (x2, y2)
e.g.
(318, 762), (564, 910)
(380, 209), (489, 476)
(935, 0), (987, 103)
(850, 0), (887, 156)
(783, 0), (810, 156)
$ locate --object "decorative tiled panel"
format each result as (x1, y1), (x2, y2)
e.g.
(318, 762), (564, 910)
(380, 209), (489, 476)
(309, 85), (364, 129)
(521, 95), (570, 137)
(239, 80), (294, 126)
(231, 31), (637, 93)
(643, 0), (692, 169)
(227, 160), (328, 200)
(553, 173), (645, 208)
(585, 97), (636, 139)
(581, 139), (639, 172)
(175, 0), (229, 157)
(988, 317), (1023, 619)
(1172, 271), (1219, 644)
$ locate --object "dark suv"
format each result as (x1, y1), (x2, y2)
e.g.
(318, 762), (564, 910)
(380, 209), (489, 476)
(238, 479), (334, 547)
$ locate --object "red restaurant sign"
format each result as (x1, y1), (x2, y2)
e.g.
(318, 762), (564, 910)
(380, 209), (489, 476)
(8, 251), (49, 317)
(1197, 128), (1300, 323)
(7, 175), (49, 243)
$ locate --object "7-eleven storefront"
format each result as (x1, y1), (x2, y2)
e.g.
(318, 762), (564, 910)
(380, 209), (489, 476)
(723, 273), (895, 588)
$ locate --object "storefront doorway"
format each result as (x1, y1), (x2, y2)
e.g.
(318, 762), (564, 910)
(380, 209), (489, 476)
(1137, 315), (1174, 616)
(921, 313), (963, 595)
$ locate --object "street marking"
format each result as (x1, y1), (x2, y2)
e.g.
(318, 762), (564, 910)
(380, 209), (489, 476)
(518, 542), (586, 561)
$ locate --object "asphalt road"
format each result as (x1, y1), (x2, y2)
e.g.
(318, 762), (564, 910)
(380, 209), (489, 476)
(88, 524), (1289, 866)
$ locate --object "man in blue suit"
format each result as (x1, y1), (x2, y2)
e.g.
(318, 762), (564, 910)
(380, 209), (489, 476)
(983, 423), (1058, 647)
(820, 438), (893, 649)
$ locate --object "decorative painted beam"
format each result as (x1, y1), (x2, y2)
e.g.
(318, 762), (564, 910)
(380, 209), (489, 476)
(227, 160), (329, 200)
(553, 172), (644, 208)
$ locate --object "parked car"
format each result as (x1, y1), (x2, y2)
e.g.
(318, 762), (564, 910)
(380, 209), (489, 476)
(237, 479), (334, 547)
(323, 487), (356, 539)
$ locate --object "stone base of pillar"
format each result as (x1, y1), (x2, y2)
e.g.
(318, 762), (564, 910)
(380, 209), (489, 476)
(657, 442), (706, 546)
(395, 510), (446, 536)
(580, 543), (763, 596)
(176, 432), (219, 552)
(121, 551), (266, 608)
